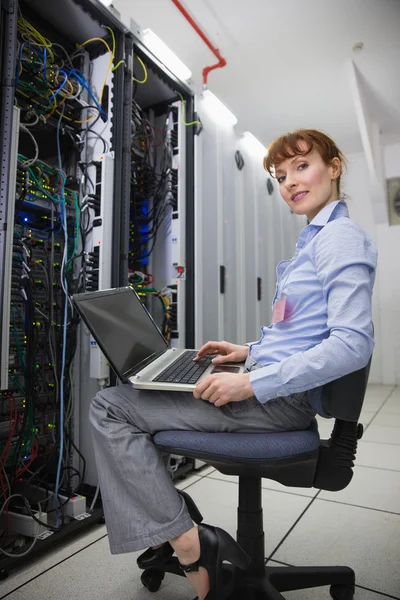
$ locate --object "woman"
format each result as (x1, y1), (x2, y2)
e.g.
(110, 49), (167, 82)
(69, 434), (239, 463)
(89, 129), (377, 600)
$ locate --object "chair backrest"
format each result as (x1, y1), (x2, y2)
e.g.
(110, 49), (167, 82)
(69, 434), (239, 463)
(321, 356), (372, 422)
(314, 354), (373, 492)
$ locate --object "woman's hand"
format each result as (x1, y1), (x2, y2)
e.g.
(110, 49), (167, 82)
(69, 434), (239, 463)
(193, 340), (249, 364)
(193, 372), (254, 407)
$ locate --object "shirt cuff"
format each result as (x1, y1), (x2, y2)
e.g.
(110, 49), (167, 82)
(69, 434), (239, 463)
(249, 364), (281, 404)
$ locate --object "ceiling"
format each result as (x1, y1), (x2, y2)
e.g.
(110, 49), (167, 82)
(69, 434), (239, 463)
(112, 0), (400, 156)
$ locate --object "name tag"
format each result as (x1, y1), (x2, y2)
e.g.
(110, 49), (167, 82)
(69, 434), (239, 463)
(272, 296), (287, 324)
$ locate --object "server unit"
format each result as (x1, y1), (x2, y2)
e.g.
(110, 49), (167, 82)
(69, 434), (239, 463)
(194, 96), (306, 347)
(124, 20), (196, 479)
(0, 0), (131, 576)
(0, 0), (198, 576)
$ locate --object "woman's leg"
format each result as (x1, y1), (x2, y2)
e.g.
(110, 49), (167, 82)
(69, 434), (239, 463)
(89, 383), (314, 555)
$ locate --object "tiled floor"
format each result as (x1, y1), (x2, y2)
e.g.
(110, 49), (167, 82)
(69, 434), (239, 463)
(1, 384), (399, 600)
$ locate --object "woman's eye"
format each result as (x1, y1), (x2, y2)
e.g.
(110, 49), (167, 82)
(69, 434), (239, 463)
(298, 163), (308, 170)
(277, 176), (285, 184)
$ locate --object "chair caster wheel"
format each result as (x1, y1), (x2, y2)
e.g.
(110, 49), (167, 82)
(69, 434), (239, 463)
(330, 584), (355, 600)
(140, 568), (165, 592)
(0, 568), (9, 581)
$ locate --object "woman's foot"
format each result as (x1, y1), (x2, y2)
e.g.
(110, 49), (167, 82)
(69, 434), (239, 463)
(170, 526), (210, 600)
(136, 542), (174, 569)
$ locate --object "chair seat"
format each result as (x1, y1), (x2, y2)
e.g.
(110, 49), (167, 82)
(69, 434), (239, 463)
(154, 422), (320, 461)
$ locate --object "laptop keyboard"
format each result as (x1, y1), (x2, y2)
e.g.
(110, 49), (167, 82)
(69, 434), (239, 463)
(152, 350), (213, 385)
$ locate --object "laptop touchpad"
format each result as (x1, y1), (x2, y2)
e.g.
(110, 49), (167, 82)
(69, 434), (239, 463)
(210, 365), (241, 374)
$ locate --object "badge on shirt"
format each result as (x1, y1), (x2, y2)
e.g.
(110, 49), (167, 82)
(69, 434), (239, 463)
(272, 296), (287, 324)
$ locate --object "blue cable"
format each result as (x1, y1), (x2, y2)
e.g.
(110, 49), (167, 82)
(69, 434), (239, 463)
(68, 69), (108, 121)
(54, 105), (68, 528)
(47, 69), (68, 102)
(43, 48), (47, 81)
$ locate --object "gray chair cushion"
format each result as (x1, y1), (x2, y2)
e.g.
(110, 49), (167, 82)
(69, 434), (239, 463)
(154, 422), (320, 460)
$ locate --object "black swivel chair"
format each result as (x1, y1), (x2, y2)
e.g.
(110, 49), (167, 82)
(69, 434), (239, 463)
(139, 360), (371, 600)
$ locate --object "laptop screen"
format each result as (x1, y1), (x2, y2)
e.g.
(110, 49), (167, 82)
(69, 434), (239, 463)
(73, 287), (168, 379)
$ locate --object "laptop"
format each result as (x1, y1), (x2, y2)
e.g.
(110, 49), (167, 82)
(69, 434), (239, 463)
(72, 286), (246, 392)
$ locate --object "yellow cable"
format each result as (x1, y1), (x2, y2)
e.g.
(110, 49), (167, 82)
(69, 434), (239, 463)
(103, 27), (124, 72)
(55, 106), (99, 125)
(104, 26), (115, 60)
(112, 60), (125, 72)
(18, 23), (112, 124)
(76, 37), (111, 55)
(18, 17), (55, 63)
(133, 55), (148, 84)
(176, 92), (201, 127)
(76, 36), (113, 120)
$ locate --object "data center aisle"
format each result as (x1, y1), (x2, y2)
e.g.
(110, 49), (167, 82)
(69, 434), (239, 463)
(1, 384), (399, 600)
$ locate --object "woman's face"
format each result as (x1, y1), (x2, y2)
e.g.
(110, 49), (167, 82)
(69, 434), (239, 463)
(275, 145), (341, 222)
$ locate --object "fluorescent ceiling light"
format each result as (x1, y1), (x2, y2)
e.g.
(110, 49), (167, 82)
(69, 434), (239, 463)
(242, 131), (267, 156)
(201, 89), (238, 127)
(142, 29), (192, 81)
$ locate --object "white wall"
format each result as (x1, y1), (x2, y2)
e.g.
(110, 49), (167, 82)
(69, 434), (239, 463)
(343, 144), (400, 385)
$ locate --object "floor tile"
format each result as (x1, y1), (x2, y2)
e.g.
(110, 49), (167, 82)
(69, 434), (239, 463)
(199, 465), (215, 476)
(0, 523), (107, 596)
(359, 411), (379, 426)
(174, 473), (201, 490)
(207, 470), (318, 499)
(356, 440), (400, 471)
(362, 394), (387, 408)
(2, 536), (193, 600)
(316, 416), (335, 438)
(273, 499), (400, 597)
(380, 400), (400, 414)
(362, 424), (400, 445)
(365, 384), (394, 397)
(319, 465), (400, 514)
(186, 477), (311, 556)
(372, 413), (400, 427)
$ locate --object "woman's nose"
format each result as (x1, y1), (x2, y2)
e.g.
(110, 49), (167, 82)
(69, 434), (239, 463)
(285, 175), (296, 190)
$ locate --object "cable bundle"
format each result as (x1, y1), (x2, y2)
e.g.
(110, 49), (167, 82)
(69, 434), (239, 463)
(0, 10), (120, 558)
(129, 101), (174, 266)
(16, 14), (111, 126)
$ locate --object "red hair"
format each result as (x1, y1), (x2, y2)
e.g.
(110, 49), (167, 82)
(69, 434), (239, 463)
(264, 129), (347, 194)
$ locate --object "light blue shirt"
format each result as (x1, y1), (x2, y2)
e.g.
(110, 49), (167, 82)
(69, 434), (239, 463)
(248, 199), (377, 406)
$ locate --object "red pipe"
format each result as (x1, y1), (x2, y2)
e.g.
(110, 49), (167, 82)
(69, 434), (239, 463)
(171, 0), (227, 86)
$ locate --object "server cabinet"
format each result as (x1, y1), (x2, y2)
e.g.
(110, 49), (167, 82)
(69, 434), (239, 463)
(194, 111), (306, 346)
(0, 0), (132, 574)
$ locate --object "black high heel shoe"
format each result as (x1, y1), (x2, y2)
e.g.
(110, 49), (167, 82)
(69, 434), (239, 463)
(137, 490), (203, 570)
(179, 523), (250, 600)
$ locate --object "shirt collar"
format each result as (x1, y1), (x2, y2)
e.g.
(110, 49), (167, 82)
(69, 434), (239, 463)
(296, 198), (349, 250)
(309, 198), (349, 227)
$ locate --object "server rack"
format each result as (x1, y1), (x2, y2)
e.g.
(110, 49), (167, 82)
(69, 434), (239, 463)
(0, 0), (196, 577)
(0, 0), (132, 577)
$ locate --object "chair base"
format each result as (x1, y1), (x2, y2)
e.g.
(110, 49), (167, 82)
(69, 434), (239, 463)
(138, 479), (356, 599)
(228, 564), (355, 599)
(139, 559), (355, 599)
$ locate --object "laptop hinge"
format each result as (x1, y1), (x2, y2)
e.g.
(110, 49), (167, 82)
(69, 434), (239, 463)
(124, 348), (168, 379)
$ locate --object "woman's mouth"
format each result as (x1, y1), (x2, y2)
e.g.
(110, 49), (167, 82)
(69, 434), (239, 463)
(291, 191), (308, 202)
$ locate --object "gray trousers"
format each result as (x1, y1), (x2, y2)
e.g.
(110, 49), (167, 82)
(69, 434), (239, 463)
(89, 357), (315, 554)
